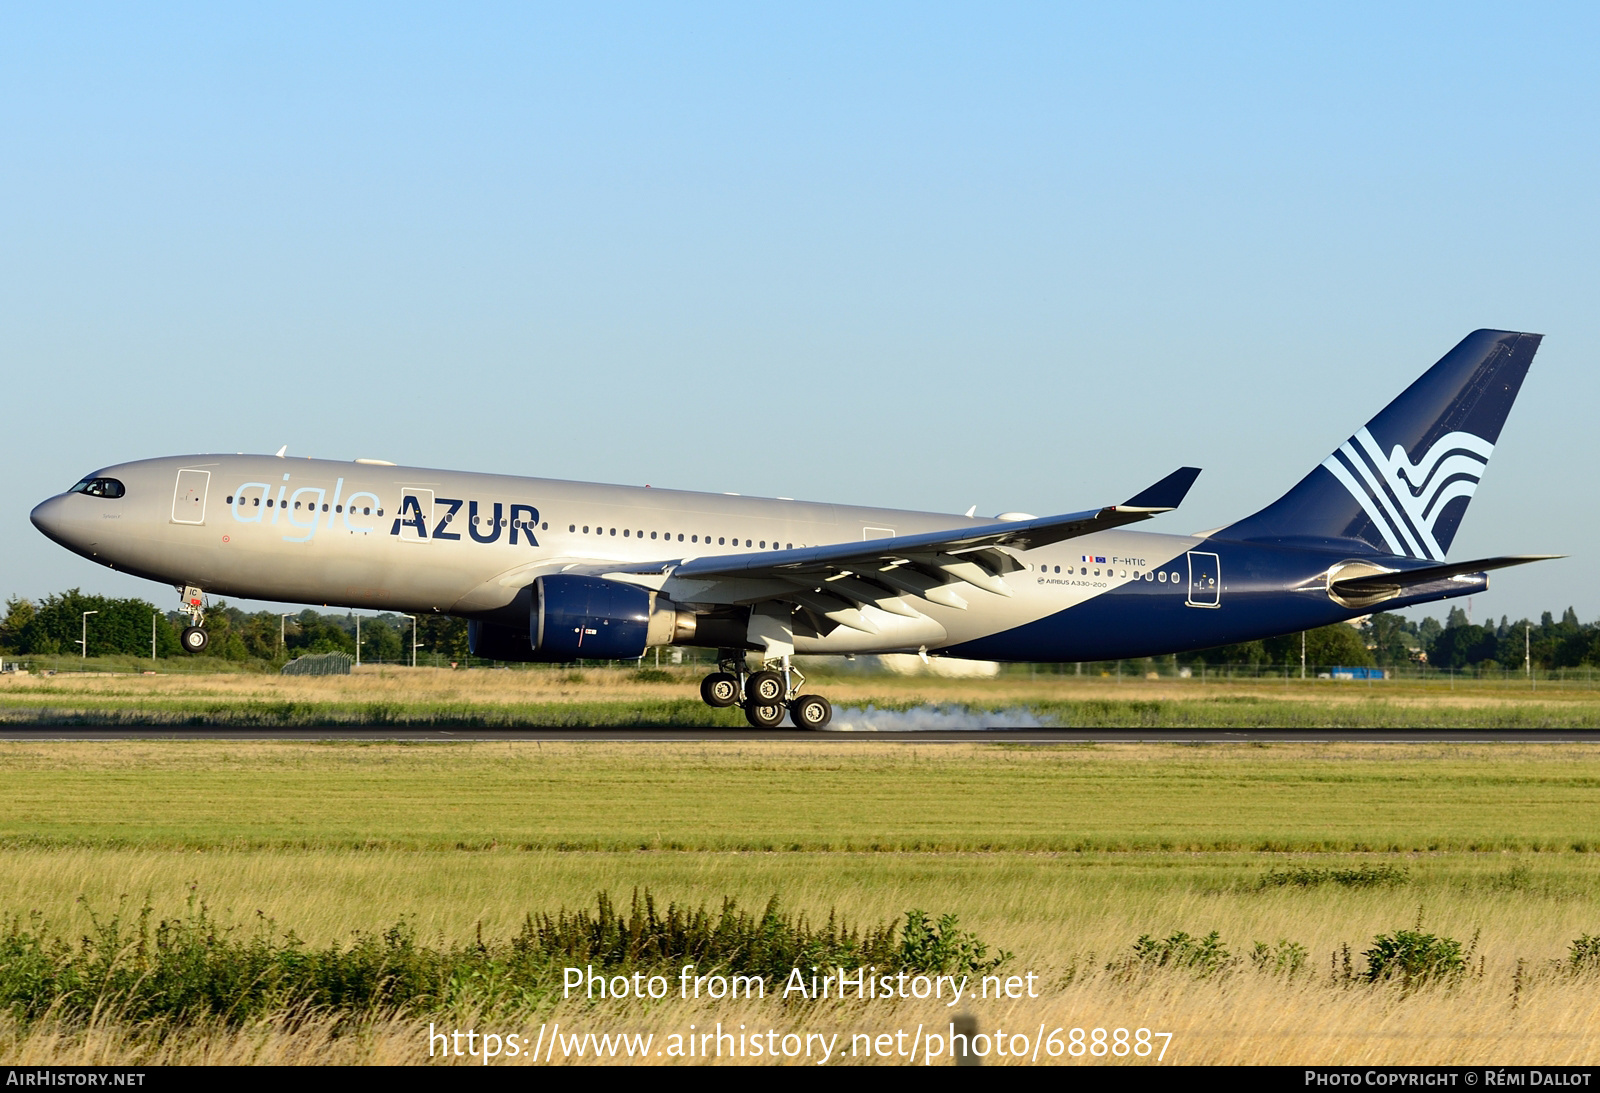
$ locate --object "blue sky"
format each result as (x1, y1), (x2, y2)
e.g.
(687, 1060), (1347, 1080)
(3, 4), (1595, 626)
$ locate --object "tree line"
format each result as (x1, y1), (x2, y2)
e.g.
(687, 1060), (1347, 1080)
(3, 588), (1598, 671)
(0, 590), (468, 665)
(1178, 606), (1600, 671)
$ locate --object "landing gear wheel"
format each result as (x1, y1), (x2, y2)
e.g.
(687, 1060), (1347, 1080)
(744, 702), (786, 729)
(746, 670), (786, 704)
(180, 626), (209, 654)
(790, 694), (832, 730)
(700, 672), (741, 708)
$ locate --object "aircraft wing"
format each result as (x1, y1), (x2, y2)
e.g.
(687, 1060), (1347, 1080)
(579, 467), (1200, 628)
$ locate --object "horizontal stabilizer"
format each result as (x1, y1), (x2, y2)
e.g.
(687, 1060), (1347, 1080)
(1330, 554), (1561, 597)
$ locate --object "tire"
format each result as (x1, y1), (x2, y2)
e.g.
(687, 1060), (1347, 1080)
(180, 626), (209, 654)
(746, 670), (786, 704)
(790, 694), (832, 729)
(744, 702), (786, 729)
(700, 672), (741, 708)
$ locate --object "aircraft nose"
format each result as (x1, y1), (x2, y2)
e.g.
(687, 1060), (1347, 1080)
(30, 495), (73, 546)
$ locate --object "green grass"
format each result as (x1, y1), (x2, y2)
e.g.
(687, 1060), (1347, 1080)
(1, 694), (1598, 726)
(0, 695), (750, 727)
(2, 740), (1599, 853)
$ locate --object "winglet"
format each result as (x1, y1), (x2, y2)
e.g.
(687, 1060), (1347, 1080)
(1117, 467), (1201, 513)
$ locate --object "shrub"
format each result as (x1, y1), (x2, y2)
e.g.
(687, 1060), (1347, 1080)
(520, 890), (1004, 981)
(1361, 930), (1465, 987)
(1258, 864), (1409, 889)
(0, 890), (1005, 1026)
(1567, 934), (1600, 975)
(1123, 931), (1231, 977)
(1250, 939), (1308, 977)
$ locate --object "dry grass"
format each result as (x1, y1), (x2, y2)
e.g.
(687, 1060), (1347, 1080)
(4, 971), (1597, 1065)
(1, 847), (1596, 964)
(2, 663), (1597, 715)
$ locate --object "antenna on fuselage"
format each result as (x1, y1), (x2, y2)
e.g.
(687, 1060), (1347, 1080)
(274, 446), (287, 458)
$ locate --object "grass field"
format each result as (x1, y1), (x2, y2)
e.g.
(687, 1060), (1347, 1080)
(3, 664), (1600, 727)
(1, 737), (1599, 1064)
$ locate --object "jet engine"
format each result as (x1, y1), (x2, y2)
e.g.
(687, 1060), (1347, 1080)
(468, 575), (694, 662)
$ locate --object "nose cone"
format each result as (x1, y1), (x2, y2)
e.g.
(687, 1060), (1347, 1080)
(30, 495), (76, 549)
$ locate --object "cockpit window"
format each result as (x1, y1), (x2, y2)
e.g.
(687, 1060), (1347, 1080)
(69, 477), (125, 499)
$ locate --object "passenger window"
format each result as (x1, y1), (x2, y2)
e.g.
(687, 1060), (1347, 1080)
(583, 526), (589, 534)
(623, 529), (630, 537)
(718, 537), (725, 545)
(609, 528), (616, 536)
(226, 496), (234, 504)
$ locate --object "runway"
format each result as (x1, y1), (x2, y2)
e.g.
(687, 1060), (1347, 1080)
(0, 726), (1592, 743)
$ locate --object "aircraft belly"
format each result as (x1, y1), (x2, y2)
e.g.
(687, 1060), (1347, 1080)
(941, 540), (1373, 661)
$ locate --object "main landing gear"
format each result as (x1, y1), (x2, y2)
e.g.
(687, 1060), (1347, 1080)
(177, 585), (209, 654)
(699, 651), (833, 730)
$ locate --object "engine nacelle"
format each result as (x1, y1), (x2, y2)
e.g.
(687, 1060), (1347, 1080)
(467, 576), (698, 662)
(533, 574), (653, 660)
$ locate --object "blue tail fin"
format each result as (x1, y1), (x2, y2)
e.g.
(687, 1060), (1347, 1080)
(1221, 329), (1541, 559)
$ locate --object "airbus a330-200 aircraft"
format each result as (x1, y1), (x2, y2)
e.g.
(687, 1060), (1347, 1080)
(32, 329), (1557, 728)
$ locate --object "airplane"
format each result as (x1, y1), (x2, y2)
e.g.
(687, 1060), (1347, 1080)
(30, 329), (1557, 728)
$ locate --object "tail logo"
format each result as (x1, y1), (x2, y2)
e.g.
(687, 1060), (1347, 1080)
(1320, 428), (1493, 560)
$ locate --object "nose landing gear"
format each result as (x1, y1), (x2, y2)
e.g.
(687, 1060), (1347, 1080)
(177, 585), (209, 654)
(698, 651), (833, 729)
